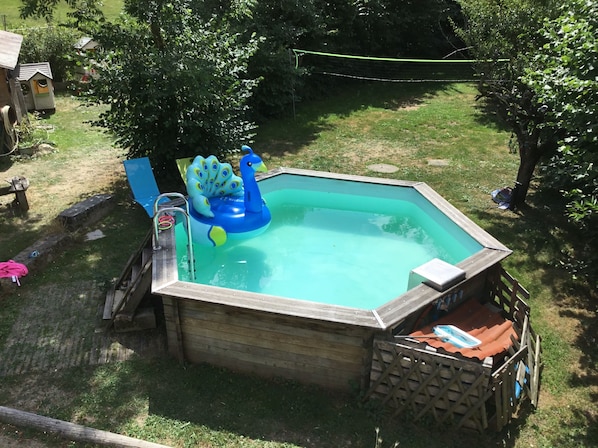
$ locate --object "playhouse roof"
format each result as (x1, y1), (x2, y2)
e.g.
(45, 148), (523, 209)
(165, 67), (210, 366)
(74, 36), (98, 51)
(0, 30), (24, 70)
(14, 62), (54, 81)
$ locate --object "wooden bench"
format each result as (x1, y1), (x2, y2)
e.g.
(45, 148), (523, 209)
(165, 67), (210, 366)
(57, 193), (114, 231)
(0, 176), (29, 212)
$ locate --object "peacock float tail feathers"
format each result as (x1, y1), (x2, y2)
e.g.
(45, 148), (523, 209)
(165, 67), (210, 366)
(186, 155), (243, 218)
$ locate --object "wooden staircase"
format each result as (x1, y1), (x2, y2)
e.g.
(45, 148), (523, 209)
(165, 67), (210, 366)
(103, 228), (157, 332)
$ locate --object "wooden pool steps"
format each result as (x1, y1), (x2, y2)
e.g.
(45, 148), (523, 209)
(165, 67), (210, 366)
(103, 228), (156, 332)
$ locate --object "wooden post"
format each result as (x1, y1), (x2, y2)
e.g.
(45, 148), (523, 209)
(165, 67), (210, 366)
(172, 298), (185, 363)
(0, 406), (172, 448)
(0, 176), (29, 212)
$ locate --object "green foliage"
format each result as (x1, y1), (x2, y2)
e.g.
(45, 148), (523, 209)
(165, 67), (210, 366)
(454, 0), (561, 208)
(456, 0), (598, 283)
(18, 25), (79, 82)
(83, 0), (259, 178)
(197, 0), (462, 118)
(344, 0), (460, 57)
(19, 0), (105, 24)
(524, 0), (598, 283)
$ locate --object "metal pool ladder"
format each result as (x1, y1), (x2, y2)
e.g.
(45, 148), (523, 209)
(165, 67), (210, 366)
(152, 193), (196, 281)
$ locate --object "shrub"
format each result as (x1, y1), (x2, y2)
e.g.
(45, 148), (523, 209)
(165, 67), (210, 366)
(19, 26), (79, 82)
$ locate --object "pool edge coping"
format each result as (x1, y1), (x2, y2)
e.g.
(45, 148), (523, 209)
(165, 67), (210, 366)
(152, 168), (512, 332)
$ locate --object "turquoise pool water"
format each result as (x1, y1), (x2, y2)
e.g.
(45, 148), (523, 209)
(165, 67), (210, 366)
(175, 176), (483, 310)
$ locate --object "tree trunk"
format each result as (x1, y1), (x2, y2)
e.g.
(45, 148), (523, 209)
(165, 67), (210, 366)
(509, 156), (537, 210)
(508, 123), (561, 211)
(0, 406), (172, 448)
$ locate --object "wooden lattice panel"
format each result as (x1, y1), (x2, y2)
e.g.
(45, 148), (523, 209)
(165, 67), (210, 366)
(366, 340), (493, 431)
(490, 345), (528, 430)
(489, 267), (530, 322)
(365, 267), (542, 432)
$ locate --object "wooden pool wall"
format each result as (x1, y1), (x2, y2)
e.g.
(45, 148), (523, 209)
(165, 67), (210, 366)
(152, 169), (511, 391)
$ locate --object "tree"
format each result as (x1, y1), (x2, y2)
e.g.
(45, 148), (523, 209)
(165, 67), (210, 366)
(525, 0), (598, 224)
(19, 0), (104, 26)
(524, 0), (598, 280)
(21, 0), (259, 180)
(454, 0), (561, 210)
(87, 1), (259, 176)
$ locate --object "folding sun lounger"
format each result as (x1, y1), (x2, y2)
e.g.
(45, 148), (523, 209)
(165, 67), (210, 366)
(123, 157), (162, 217)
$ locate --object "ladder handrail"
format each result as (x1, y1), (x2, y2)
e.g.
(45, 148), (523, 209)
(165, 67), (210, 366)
(152, 204), (196, 282)
(153, 192), (189, 216)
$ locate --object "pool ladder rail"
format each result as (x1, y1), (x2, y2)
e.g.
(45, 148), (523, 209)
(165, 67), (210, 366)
(152, 193), (196, 282)
(102, 193), (195, 331)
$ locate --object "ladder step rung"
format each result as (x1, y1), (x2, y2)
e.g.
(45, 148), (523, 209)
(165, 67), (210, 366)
(103, 288), (115, 320)
(131, 263), (140, 279)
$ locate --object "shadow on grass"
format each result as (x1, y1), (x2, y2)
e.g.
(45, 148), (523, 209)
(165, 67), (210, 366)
(0, 153), (15, 172)
(0, 207), (46, 260)
(471, 96), (512, 134)
(85, 358), (506, 448)
(468, 186), (598, 447)
(556, 282), (598, 446)
(256, 80), (462, 158)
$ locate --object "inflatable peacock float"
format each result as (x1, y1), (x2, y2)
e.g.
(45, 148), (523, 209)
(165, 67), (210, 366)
(185, 146), (271, 246)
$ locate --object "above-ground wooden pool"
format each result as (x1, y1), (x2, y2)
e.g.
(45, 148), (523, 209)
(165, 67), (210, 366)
(152, 168), (512, 391)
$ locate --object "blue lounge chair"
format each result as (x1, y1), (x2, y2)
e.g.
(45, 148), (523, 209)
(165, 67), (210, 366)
(123, 157), (163, 217)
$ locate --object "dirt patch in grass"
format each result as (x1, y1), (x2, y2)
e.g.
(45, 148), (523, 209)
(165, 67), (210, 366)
(0, 432), (49, 448)
(0, 96), (125, 259)
(343, 139), (414, 169)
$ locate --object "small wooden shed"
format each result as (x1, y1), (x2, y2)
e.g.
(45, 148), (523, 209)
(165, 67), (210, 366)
(0, 30), (27, 128)
(74, 37), (99, 83)
(14, 62), (56, 112)
(0, 30), (23, 106)
(74, 36), (99, 53)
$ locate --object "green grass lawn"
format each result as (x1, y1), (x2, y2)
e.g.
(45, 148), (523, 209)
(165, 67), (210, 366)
(0, 82), (596, 448)
(0, 95), (119, 260)
(2, 0), (124, 29)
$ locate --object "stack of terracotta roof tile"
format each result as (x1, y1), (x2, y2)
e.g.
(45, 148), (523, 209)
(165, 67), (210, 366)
(410, 299), (517, 361)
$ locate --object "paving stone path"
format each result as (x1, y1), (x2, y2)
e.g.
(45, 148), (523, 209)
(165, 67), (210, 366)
(0, 280), (166, 377)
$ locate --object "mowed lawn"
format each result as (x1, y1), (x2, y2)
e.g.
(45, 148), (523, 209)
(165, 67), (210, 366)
(0, 81), (596, 448)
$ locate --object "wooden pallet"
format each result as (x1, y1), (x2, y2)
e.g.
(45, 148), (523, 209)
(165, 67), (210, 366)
(103, 228), (156, 332)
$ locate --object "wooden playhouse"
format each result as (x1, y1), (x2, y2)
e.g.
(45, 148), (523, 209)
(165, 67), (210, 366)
(14, 62), (56, 112)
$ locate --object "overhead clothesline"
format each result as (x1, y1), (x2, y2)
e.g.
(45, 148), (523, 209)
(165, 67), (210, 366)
(0, 260), (28, 286)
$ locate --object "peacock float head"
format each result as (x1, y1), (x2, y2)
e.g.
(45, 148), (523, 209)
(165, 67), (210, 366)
(240, 145), (268, 176)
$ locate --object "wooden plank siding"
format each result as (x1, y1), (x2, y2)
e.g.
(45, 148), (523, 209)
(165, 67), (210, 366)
(162, 295), (375, 390)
